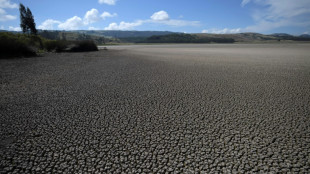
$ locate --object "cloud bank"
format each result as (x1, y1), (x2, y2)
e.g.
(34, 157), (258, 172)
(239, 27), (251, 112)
(58, 16), (83, 30)
(105, 10), (200, 30)
(203, 0), (310, 34)
(98, 0), (117, 5)
(105, 21), (143, 30)
(0, 0), (18, 9)
(202, 28), (241, 34)
(38, 8), (117, 30)
(8, 26), (21, 31)
(38, 19), (61, 30)
(0, 0), (17, 22)
(84, 8), (100, 25)
(101, 12), (117, 20)
(242, 0), (310, 32)
(151, 11), (170, 21)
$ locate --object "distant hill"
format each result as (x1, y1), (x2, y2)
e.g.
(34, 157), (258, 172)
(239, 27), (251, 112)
(139, 34), (235, 43)
(269, 33), (310, 41)
(195, 33), (277, 42)
(74, 30), (176, 38)
(300, 34), (310, 38)
(37, 30), (117, 44)
(40, 30), (177, 44)
(270, 33), (293, 37)
(2, 30), (310, 43)
(195, 32), (310, 42)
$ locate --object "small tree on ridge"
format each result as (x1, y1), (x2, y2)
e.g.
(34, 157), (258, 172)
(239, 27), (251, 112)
(19, 3), (37, 35)
(26, 7), (37, 35)
(19, 4), (27, 33)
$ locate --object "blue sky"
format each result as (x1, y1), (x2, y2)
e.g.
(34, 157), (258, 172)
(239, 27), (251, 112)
(1, 0), (310, 34)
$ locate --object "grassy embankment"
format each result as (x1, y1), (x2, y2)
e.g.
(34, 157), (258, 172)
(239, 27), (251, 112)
(0, 32), (98, 58)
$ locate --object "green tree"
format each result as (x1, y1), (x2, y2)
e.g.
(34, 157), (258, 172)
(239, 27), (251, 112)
(19, 3), (37, 35)
(26, 7), (37, 35)
(19, 4), (27, 33)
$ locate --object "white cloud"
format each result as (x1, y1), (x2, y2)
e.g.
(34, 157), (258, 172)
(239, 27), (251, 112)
(104, 10), (200, 30)
(88, 26), (99, 30)
(98, 0), (117, 5)
(152, 19), (200, 27)
(101, 12), (117, 20)
(0, 0), (17, 21)
(151, 11), (169, 21)
(84, 9), (117, 25)
(37, 9), (117, 30)
(104, 21), (143, 30)
(242, 0), (310, 32)
(58, 16), (84, 30)
(104, 19), (199, 30)
(251, 0), (310, 20)
(84, 8), (100, 25)
(149, 11), (199, 27)
(38, 19), (61, 30)
(202, 28), (241, 34)
(303, 31), (309, 34)
(0, 8), (16, 21)
(1, 25), (4, 29)
(0, 0), (18, 9)
(8, 26), (21, 31)
(241, 0), (251, 7)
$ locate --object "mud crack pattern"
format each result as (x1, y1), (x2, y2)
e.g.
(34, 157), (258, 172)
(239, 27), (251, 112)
(1, 44), (310, 173)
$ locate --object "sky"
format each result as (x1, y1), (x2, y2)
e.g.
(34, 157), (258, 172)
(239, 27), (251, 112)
(0, 0), (310, 35)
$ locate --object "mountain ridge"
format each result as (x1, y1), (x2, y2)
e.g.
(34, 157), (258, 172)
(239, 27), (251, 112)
(1, 30), (310, 43)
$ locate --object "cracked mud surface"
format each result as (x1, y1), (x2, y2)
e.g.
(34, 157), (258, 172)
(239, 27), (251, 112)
(1, 44), (310, 173)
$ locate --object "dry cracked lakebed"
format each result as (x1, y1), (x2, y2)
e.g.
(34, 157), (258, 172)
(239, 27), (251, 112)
(0, 44), (310, 173)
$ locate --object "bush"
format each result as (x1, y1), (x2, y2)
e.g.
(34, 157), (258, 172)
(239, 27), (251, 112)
(144, 34), (196, 43)
(0, 32), (37, 58)
(43, 40), (68, 52)
(69, 40), (98, 52)
(0, 32), (98, 58)
(43, 40), (98, 52)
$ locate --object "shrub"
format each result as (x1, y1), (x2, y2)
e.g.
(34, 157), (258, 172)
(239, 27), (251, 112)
(0, 33), (98, 58)
(43, 40), (98, 52)
(69, 40), (98, 52)
(43, 40), (68, 52)
(0, 32), (36, 58)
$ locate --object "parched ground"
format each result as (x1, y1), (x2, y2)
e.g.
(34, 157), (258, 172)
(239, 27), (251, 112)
(0, 44), (310, 173)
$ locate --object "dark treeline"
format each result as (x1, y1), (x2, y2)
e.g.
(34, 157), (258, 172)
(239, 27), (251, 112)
(137, 34), (235, 43)
(39, 30), (107, 44)
(120, 37), (148, 43)
(39, 31), (93, 41)
(39, 30), (63, 40)
(277, 36), (310, 41)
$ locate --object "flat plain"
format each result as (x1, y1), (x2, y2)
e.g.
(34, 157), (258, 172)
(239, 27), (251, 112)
(1, 44), (310, 173)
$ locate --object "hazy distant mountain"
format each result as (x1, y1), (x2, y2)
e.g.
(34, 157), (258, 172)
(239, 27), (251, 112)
(195, 33), (277, 42)
(300, 34), (310, 38)
(37, 30), (117, 44)
(2, 30), (310, 43)
(269, 33), (310, 41)
(270, 33), (293, 37)
(74, 30), (177, 38)
(1, 29), (176, 38)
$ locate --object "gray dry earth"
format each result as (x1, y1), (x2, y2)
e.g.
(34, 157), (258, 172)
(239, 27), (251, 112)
(0, 44), (310, 173)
